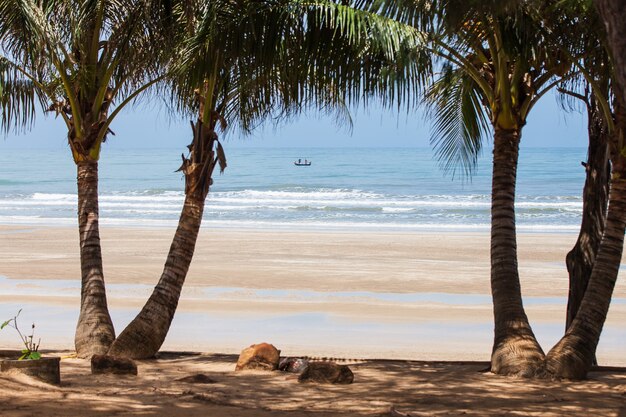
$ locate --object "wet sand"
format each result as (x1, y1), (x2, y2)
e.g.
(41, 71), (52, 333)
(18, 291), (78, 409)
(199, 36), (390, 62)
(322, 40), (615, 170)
(0, 224), (625, 364)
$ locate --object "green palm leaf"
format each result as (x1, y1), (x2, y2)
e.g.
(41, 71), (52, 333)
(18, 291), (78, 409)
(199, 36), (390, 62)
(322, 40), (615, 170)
(0, 56), (39, 134)
(169, 0), (429, 133)
(424, 64), (490, 178)
(0, 0), (175, 151)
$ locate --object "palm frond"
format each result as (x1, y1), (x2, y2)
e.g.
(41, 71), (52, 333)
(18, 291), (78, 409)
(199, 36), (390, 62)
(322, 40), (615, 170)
(424, 64), (490, 179)
(169, 0), (430, 140)
(0, 0), (176, 148)
(0, 56), (39, 135)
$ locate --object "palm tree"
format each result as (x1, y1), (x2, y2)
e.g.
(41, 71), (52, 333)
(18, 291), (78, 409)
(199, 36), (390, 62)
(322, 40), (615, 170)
(549, 0), (613, 337)
(562, 88), (610, 337)
(107, 0), (426, 359)
(0, 0), (173, 357)
(392, 0), (572, 376)
(423, 0), (623, 379)
(544, 98), (626, 378)
(540, 0), (626, 379)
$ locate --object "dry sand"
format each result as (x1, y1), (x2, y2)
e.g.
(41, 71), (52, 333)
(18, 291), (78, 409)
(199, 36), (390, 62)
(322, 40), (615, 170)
(0, 351), (625, 416)
(0, 224), (625, 415)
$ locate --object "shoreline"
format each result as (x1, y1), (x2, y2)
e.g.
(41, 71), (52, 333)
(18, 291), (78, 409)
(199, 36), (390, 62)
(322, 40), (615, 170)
(0, 219), (583, 234)
(0, 224), (624, 365)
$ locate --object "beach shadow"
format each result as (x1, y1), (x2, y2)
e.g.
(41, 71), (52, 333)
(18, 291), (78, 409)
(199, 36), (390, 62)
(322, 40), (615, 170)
(0, 352), (624, 416)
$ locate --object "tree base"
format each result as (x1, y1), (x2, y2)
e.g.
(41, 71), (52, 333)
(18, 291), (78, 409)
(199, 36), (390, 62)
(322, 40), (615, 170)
(491, 338), (545, 377)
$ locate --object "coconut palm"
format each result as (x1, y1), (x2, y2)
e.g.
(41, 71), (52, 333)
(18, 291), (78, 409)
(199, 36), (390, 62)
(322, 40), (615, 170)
(375, 0), (573, 376)
(107, 0), (427, 359)
(540, 0), (626, 379)
(0, 0), (174, 357)
(562, 88), (610, 336)
(422, 0), (623, 378)
(548, 0), (613, 336)
(544, 96), (626, 378)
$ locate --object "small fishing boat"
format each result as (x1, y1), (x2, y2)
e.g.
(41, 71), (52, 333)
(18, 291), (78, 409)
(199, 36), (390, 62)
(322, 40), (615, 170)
(294, 159), (312, 166)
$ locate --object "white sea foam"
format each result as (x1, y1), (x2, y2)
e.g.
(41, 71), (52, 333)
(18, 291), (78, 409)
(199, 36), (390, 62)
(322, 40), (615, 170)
(0, 215), (76, 225)
(16, 189), (581, 205)
(31, 192), (76, 201)
(0, 190), (584, 222)
(219, 188), (382, 200)
(382, 207), (415, 213)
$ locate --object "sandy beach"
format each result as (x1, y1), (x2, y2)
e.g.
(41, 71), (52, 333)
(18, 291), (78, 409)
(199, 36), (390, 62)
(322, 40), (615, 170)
(0, 224), (625, 361)
(1, 224), (625, 416)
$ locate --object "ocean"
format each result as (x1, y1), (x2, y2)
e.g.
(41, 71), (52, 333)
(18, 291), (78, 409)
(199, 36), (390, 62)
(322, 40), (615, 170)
(0, 146), (587, 232)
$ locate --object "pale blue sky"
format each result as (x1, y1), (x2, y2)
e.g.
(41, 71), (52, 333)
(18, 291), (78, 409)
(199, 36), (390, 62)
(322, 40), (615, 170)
(0, 89), (587, 151)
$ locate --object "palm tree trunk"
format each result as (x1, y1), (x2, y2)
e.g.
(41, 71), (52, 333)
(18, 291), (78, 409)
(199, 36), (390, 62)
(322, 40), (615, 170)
(565, 98), (610, 333)
(489, 127), (544, 376)
(544, 92), (626, 380)
(107, 118), (218, 359)
(595, 0), (626, 101)
(74, 160), (116, 357)
(545, 177), (626, 379)
(107, 193), (205, 358)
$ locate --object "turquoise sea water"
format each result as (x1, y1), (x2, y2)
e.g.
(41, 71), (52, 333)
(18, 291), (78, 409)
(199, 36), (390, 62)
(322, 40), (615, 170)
(0, 146), (587, 232)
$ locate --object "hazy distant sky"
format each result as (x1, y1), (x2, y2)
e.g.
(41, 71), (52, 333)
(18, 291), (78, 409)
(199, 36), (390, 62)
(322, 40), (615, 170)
(0, 89), (587, 151)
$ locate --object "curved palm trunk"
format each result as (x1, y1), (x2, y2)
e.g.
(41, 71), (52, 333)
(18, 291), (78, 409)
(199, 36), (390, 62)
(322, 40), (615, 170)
(107, 193), (205, 358)
(489, 127), (544, 376)
(565, 99), (610, 333)
(565, 102), (610, 368)
(74, 160), (116, 357)
(545, 177), (626, 379)
(544, 95), (626, 379)
(108, 119), (219, 359)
